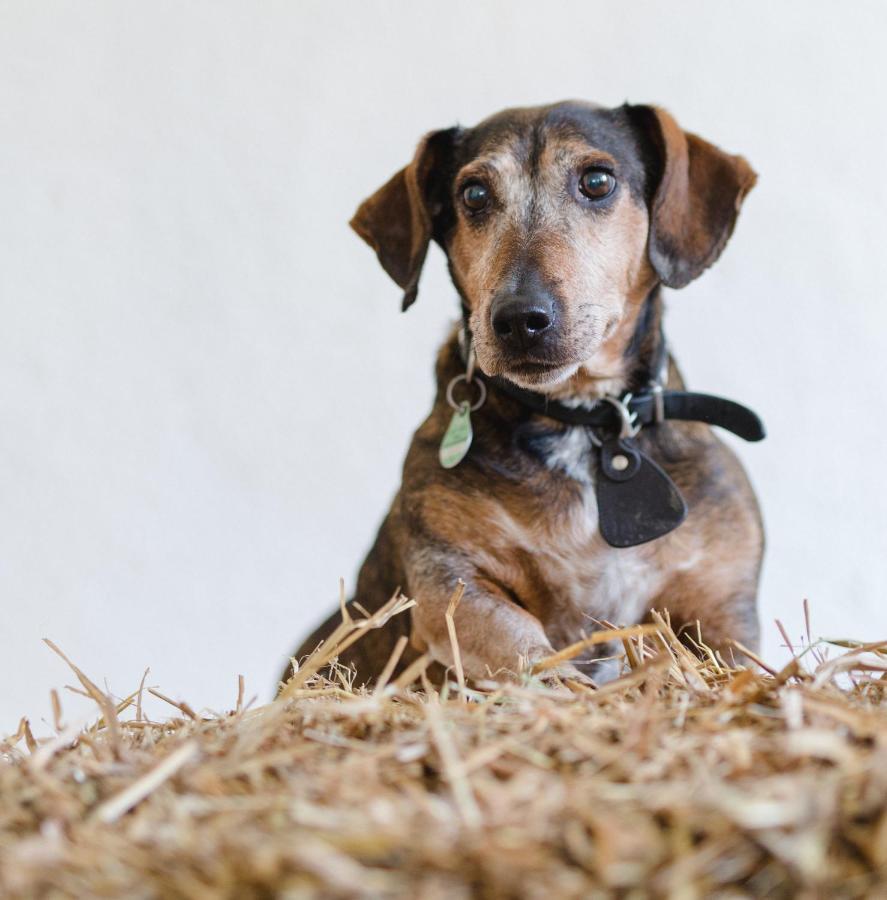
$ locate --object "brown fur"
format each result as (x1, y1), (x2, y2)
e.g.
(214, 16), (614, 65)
(280, 101), (762, 689)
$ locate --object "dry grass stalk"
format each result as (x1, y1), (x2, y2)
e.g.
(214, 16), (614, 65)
(0, 601), (885, 898)
(92, 742), (200, 825)
(445, 580), (467, 699)
(146, 687), (198, 720)
(373, 635), (409, 696)
(531, 623), (660, 674)
(279, 590), (415, 697)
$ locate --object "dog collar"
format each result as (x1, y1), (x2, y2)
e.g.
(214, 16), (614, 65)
(489, 377), (766, 443)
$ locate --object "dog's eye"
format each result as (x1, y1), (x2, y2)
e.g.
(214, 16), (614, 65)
(462, 182), (490, 212)
(579, 168), (615, 200)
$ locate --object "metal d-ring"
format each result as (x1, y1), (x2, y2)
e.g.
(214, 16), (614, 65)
(446, 374), (487, 412)
(602, 394), (641, 439)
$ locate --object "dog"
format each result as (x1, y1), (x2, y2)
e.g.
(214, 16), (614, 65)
(281, 100), (764, 688)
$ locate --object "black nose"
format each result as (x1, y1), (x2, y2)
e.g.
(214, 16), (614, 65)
(490, 293), (555, 351)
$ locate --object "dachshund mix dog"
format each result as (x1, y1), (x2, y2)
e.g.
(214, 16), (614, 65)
(282, 100), (763, 687)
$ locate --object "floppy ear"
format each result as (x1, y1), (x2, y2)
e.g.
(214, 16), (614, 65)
(350, 128), (457, 311)
(628, 105), (757, 289)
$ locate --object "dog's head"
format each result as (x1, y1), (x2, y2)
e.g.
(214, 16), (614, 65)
(351, 101), (756, 392)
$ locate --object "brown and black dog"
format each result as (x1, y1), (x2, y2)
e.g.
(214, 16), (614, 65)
(282, 100), (763, 687)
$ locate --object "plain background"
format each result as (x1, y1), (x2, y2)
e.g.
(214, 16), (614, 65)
(2, 1), (885, 732)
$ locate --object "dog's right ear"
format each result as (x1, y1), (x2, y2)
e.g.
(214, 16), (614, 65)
(350, 128), (458, 311)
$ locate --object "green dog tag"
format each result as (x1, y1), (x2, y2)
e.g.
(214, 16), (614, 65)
(439, 402), (473, 469)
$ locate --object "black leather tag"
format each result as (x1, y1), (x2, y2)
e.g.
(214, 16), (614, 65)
(595, 437), (688, 548)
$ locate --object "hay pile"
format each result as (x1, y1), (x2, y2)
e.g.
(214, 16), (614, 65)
(2, 598), (886, 898)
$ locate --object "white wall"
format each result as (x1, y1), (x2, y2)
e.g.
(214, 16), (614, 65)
(2, 1), (885, 732)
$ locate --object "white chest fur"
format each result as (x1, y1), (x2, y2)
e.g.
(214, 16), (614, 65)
(483, 425), (667, 639)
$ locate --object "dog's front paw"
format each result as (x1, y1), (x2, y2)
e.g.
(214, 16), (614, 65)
(533, 661), (597, 693)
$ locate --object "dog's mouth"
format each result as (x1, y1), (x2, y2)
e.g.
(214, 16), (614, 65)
(501, 360), (580, 390)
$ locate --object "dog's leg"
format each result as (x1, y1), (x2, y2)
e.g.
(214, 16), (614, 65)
(409, 571), (592, 685)
(651, 577), (761, 667)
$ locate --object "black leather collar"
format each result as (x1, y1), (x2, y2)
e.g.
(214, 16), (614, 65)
(489, 377), (766, 443)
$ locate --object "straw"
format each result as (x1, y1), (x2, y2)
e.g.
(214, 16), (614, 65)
(1, 604), (885, 897)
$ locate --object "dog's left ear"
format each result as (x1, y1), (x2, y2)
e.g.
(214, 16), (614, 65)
(350, 128), (458, 311)
(627, 105), (757, 289)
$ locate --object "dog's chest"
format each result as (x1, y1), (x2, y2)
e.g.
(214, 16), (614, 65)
(499, 426), (665, 637)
